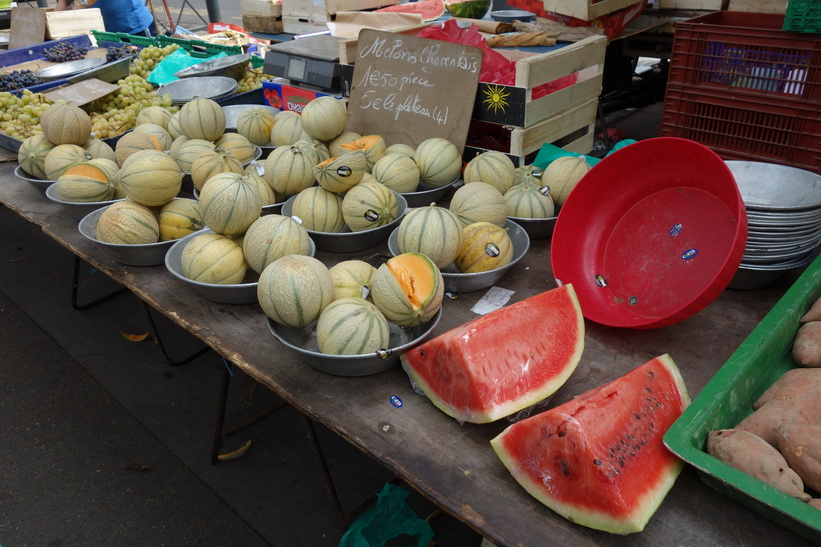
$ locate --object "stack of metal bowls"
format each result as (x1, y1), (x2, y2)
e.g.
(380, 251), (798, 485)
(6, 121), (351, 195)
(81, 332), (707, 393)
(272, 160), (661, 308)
(728, 160), (821, 289)
(157, 76), (238, 106)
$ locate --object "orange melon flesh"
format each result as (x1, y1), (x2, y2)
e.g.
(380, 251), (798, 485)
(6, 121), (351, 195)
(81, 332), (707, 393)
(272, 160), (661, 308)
(340, 135), (381, 153)
(490, 354), (690, 534)
(62, 163), (110, 182)
(400, 284), (584, 424)
(387, 253), (436, 312)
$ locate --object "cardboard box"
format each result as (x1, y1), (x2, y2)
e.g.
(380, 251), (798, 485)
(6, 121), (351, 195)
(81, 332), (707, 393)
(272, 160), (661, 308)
(281, 0), (398, 33)
(726, 0), (787, 13)
(262, 77), (344, 113)
(241, 0), (283, 34)
(528, 0), (643, 21)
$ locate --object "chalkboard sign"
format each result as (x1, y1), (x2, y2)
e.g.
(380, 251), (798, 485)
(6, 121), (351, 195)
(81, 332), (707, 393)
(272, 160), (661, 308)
(346, 29), (484, 154)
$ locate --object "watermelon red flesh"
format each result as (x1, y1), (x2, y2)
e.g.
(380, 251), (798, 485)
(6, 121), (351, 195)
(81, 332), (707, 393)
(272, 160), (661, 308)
(490, 354), (691, 534)
(399, 284), (584, 424)
(375, 0), (446, 21)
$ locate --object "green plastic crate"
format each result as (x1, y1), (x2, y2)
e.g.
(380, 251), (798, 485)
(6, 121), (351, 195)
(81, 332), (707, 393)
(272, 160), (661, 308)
(664, 253), (821, 543)
(784, 0), (821, 33)
(158, 35), (243, 58)
(91, 30), (159, 48)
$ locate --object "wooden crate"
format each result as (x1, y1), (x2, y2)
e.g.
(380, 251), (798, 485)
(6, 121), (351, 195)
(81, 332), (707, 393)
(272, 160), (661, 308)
(282, 0), (398, 33)
(726, 0), (787, 13)
(533, 0), (643, 21)
(241, 0), (283, 34)
(657, 0), (728, 8)
(45, 9), (104, 39)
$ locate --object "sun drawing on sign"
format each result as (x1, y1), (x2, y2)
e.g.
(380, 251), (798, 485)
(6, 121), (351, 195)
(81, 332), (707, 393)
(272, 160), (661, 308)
(483, 84), (510, 114)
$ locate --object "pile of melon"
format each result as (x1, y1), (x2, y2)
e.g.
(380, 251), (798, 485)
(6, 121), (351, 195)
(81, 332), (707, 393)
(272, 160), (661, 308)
(500, 155), (591, 222)
(259, 251), (445, 356)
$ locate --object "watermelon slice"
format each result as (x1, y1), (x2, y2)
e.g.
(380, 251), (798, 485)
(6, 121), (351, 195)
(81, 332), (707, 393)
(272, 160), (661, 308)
(445, 0), (491, 19)
(490, 354), (690, 534)
(400, 284), (584, 424)
(375, 0), (446, 22)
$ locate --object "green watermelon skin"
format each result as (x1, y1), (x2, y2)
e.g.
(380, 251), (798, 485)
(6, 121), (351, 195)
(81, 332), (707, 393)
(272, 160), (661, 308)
(445, 0), (491, 19)
(490, 354), (690, 535)
(400, 284), (584, 424)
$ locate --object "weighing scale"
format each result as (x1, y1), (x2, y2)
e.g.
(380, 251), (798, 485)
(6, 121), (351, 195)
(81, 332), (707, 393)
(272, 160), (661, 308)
(263, 36), (346, 92)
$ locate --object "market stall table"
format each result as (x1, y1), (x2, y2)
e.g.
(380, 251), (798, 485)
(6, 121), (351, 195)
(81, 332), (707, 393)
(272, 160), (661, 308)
(0, 162), (814, 545)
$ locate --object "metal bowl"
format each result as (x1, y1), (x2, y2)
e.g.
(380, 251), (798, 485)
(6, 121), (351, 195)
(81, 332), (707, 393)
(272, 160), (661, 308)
(165, 228), (317, 304)
(490, 9), (536, 22)
(222, 104), (280, 129)
(387, 219), (530, 294)
(157, 76), (239, 105)
(282, 191), (407, 253)
(402, 178), (459, 208)
(44, 183), (123, 220)
(175, 53), (252, 82)
(14, 165), (55, 194)
(728, 160), (821, 211)
(33, 57), (107, 82)
(267, 308), (442, 377)
(507, 215), (557, 240)
(78, 205), (175, 267)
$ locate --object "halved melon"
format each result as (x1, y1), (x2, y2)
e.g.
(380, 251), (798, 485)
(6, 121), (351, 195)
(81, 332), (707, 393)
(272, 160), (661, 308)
(490, 354), (690, 535)
(371, 252), (443, 327)
(400, 284), (584, 424)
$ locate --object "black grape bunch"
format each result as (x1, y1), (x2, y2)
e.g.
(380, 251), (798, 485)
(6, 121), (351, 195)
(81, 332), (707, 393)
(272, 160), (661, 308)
(43, 41), (89, 62)
(0, 70), (42, 92)
(106, 44), (137, 63)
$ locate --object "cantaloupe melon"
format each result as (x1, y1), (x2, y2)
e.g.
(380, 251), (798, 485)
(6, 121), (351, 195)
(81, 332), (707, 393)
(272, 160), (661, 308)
(290, 186), (345, 233)
(450, 182), (507, 227)
(385, 143), (416, 158)
(329, 260), (377, 301)
(371, 252), (444, 327)
(40, 103), (91, 146)
(173, 138), (214, 174)
(242, 214), (312, 274)
(257, 254), (335, 328)
(514, 164), (544, 186)
(340, 135), (387, 172)
(415, 138), (461, 187)
(190, 147), (244, 192)
(544, 155), (590, 207)
(328, 131), (361, 157)
(236, 106), (276, 146)
(396, 204), (463, 269)
(215, 132), (256, 164)
(18, 133), (55, 179)
(316, 298), (390, 355)
(179, 97), (226, 141)
(95, 200), (160, 244)
(167, 111), (184, 140)
(158, 198), (204, 241)
(118, 149), (182, 207)
(270, 112), (304, 146)
(133, 123), (172, 151)
(136, 105), (174, 130)
(198, 172), (263, 236)
(263, 145), (316, 196)
(44, 144), (93, 181)
(300, 96), (347, 141)
(371, 154), (420, 193)
(115, 131), (163, 166)
(454, 221), (513, 273)
(54, 161), (113, 202)
(341, 180), (398, 232)
(181, 232), (247, 285)
(314, 150), (366, 194)
(243, 166), (280, 206)
(463, 150), (516, 194)
(82, 138), (117, 163)
(293, 137), (330, 166)
(505, 184), (555, 219)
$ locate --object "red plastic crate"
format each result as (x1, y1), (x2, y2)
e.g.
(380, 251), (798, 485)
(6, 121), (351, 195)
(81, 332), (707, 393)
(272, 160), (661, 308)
(667, 11), (821, 104)
(660, 85), (821, 174)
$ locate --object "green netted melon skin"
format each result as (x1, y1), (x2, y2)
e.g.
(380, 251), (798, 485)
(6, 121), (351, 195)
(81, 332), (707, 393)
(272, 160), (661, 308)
(490, 353), (690, 535)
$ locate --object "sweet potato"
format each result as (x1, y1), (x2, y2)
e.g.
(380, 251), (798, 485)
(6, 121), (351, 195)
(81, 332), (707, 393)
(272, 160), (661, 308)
(736, 399), (820, 446)
(800, 296), (821, 323)
(754, 368), (821, 409)
(776, 423), (821, 494)
(708, 429), (810, 501)
(810, 499), (821, 510)
(793, 321), (821, 368)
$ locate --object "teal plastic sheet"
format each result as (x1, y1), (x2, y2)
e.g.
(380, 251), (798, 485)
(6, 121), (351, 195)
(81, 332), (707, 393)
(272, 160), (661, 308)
(339, 483), (434, 547)
(533, 139), (637, 169)
(147, 49), (227, 86)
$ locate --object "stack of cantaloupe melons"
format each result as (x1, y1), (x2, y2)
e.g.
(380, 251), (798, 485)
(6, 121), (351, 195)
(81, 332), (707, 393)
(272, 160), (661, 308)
(501, 156), (591, 222)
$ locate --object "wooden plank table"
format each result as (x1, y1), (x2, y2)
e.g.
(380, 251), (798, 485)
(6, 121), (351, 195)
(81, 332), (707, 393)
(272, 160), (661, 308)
(0, 162), (814, 546)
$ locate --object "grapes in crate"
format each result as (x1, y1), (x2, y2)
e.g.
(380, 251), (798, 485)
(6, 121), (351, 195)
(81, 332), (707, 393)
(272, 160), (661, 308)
(43, 42), (89, 62)
(106, 44), (137, 63)
(0, 70), (42, 92)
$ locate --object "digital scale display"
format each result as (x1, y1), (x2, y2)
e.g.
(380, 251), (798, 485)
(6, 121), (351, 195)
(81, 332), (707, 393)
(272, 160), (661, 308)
(287, 57), (307, 81)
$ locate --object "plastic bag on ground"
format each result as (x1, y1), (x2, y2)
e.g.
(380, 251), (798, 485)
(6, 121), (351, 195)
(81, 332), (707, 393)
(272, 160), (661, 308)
(339, 483), (434, 547)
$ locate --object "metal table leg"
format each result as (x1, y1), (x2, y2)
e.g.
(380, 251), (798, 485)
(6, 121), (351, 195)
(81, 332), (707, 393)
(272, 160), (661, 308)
(71, 255), (128, 311)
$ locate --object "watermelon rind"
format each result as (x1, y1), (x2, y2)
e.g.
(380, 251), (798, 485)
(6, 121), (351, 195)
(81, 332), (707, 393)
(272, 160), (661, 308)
(375, 0), (446, 22)
(400, 284), (585, 424)
(490, 354), (691, 535)
(445, 0), (491, 19)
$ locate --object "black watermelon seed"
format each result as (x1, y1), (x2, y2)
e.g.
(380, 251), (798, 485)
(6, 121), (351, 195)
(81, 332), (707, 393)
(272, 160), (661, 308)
(593, 459), (602, 466)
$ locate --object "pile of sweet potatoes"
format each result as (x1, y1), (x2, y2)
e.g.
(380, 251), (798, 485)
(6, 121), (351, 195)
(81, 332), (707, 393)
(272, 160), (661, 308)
(707, 299), (821, 509)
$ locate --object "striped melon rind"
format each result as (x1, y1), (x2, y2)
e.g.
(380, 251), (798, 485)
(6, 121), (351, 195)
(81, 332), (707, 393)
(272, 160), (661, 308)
(180, 232), (247, 284)
(329, 260), (377, 301)
(236, 106), (276, 146)
(341, 180), (398, 232)
(316, 297), (390, 355)
(264, 145), (316, 196)
(454, 221), (513, 274)
(396, 204), (463, 269)
(242, 214), (312, 274)
(158, 198), (204, 241)
(133, 123), (172, 151)
(371, 154), (420, 193)
(179, 97), (226, 141)
(504, 184), (555, 219)
(215, 132), (257, 164)
(54, 161), (113, 202)
(415, 138), (461, 188)
(544, 155), (591, 207)
(300, 96), (347, 142)
(45, 144), (93, 181)
(449, 181), (507, 227)
(314, 150), (366, 194)
(463, 150), (516, 194)
(18, 134), (56, 179)
(371, 252), (444, 327)
(257, 254), (335, 328)
(191, 148), (244, 192)
(198, 172), (263, 236)
(270, 112), (304, 146)
(118, 149), (182, 207)
(291, 186), (345, 233)
(95, 200), (160, 245)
